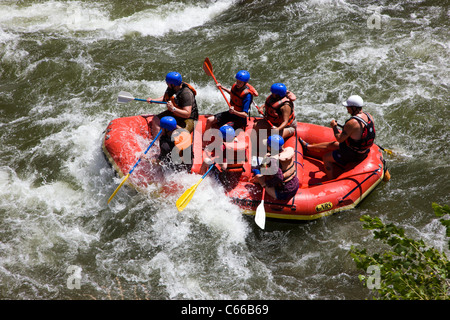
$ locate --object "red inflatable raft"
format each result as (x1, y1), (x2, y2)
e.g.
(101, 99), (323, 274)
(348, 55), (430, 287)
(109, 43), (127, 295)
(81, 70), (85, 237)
(102, 115), (389, 220)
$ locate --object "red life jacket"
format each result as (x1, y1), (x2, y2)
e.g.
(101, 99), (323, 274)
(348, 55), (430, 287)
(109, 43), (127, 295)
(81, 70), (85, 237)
(264, 93), (295, 126)
(345, 112), (376, 153)
(229, 83), (258, 112)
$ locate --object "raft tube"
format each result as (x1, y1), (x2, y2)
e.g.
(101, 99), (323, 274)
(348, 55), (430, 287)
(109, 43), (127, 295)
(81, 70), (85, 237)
(102, 115), (388, 220)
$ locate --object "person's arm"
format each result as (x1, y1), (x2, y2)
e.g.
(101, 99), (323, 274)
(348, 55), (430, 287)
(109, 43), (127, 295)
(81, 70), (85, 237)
(331, 119), (357, 143)
(147, 96), (165, 104)
(273, 103), (291, 131)
(148, 87), (172, 104)
(216, 83), (231, 95)
(229, 94), (251, 118)
(169, 90), (194, 119)
(168, 101), (192, 119)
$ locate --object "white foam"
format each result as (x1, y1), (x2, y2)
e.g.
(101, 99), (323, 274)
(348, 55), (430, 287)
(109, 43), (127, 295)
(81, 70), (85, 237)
(165, 171), (249, 244)
(0, 28), (29, 64)
(0, 1), (112, 33)
(114, 79), (235, 115)
(0, 166), (74, 209)
(0, 0), (235, 39)
(131, 170), (255, 299)
(257, 31), (280, 45)
(333, 45), (390, 67)
(0, 27), (18, 43)
(113, 1), (234, 38)
(0, 165), (98, 268)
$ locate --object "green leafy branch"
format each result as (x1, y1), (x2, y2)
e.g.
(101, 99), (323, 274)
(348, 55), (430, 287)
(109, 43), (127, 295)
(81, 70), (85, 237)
(350, 203), (450, 300)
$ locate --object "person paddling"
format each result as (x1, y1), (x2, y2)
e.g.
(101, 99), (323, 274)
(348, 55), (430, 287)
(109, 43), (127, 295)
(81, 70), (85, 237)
(148, 71), (198, 137)
(252, 134), (299, 200)
(147, 71), (198, 159)
(299, 95), (376, 179)
(255, 83), (297, 140)
(205, 70), (258, 131)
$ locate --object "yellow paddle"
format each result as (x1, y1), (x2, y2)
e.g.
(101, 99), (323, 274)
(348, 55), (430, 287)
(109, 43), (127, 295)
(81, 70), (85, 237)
(107, 173), (131, 204)
(377, 145), (394, 156)
(176, 164), (215, 212)
(107, 115), (177, 204)
(107, 129), (162, 204)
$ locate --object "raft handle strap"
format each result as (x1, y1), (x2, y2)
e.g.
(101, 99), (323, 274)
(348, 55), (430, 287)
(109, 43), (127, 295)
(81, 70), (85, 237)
(338, 168), (380, 204)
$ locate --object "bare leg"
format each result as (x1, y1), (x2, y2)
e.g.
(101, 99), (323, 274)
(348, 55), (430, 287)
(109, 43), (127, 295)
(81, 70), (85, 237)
(298, 139), (339, 179)
(279, 126), (295, 140)
(323, 152), (337, 179)
(252, 174), (277, 199)
(305, 141), (339, 153)
(299, 138), (339, 159)
(204, 115), (216, 132)
(265, 186), (277, 199)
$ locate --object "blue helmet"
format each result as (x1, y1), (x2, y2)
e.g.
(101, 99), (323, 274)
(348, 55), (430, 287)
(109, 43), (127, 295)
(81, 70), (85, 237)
(165, 72), (182, 86)
(267, 134), (284, 152)
(270, 83), (287, 97)
(235, 70), (250, 83)
(219, 125), (235, 142)
(160, 116), (177, 131)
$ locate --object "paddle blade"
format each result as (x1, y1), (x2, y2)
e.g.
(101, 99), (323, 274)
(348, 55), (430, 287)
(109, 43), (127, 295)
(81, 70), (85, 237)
(176, 179), (202, 212)
(203, 57), (213, 77)
(117, 91), (135, 104)
(107, 174), (130, 204)
(255, 200), (266, 229)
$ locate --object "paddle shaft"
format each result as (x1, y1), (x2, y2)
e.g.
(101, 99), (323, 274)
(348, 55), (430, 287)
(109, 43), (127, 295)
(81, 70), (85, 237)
(146, 99), (167, 104)
(252, 102), (275, 128)
(202, 163), (215, 179)
(129, 129), (162, 175)
(139, 98), (167, 104)
(203, 58), (232, 109)
(107, 129), (162, 204)
(118, 91), (168, 104)
(175, 164), (215, 212)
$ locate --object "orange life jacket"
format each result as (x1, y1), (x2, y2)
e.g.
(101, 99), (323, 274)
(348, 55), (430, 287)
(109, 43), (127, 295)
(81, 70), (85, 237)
(264, 93), (295, 127)
(230, 83), (258, 112)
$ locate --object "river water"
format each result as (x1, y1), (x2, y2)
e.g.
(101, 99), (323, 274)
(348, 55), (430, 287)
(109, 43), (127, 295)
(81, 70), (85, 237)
(0, 0), (448, 300)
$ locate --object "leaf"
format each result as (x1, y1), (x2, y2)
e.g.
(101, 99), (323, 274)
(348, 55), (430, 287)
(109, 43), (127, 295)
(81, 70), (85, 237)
(433, 202), (450, 217)
(352, 203), (450, 300)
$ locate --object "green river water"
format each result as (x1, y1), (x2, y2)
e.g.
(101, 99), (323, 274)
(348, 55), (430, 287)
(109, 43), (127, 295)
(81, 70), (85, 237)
(0, 0), (449, 301)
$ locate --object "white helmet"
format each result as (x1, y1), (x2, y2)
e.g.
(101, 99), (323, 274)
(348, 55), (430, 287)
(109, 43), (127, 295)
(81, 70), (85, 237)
(342, 95), (364, 107)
